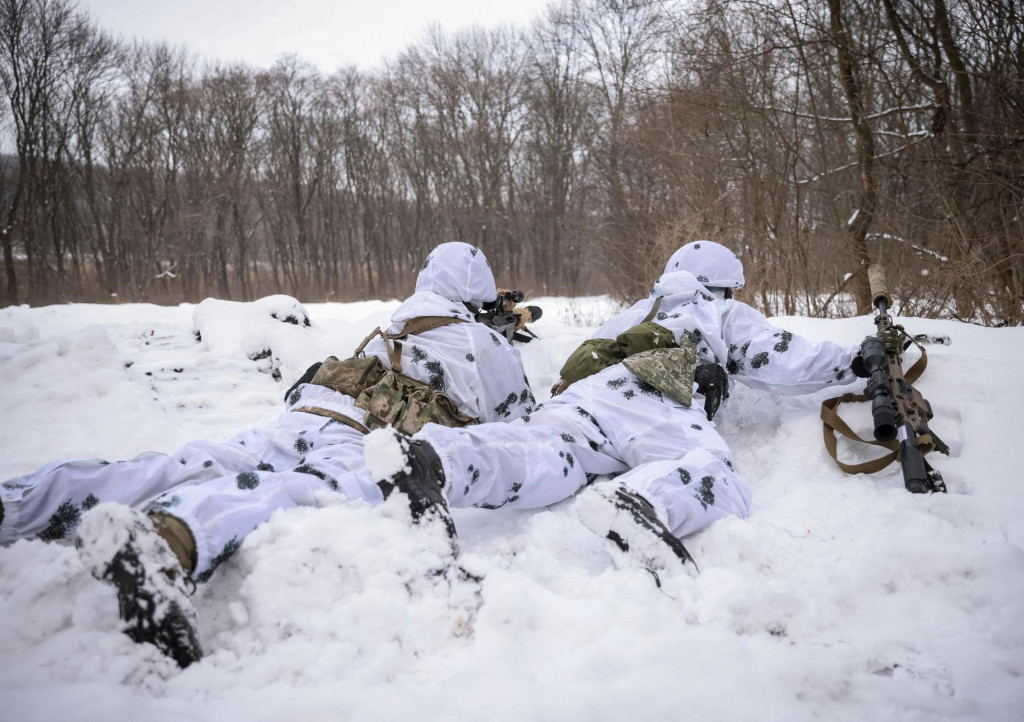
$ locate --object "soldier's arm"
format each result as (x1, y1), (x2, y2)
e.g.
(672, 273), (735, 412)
(469, 327), (537, 423)
(720, 301), (858, 395)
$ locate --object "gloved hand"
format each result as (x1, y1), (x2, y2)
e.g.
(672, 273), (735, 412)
(851, 353), (868, 378)
(694, 363), (729, 421)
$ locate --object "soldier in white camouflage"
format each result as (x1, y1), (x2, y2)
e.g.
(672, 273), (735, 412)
(384, 241), (861, 577)
(1, 241), (537, 667)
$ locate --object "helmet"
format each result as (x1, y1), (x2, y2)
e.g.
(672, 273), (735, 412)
(663, 241), (744, 289)
(415, 242), (497, 309)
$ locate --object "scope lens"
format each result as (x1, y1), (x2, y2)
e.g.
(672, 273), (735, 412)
(871, 396), (897, 441)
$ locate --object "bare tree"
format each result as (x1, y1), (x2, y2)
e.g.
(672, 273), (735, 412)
(524, 7), (596, 294)
(0, 0), (1017, 324)
(0, 0), (78, 302)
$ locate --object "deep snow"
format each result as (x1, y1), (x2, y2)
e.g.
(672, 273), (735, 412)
(0, 294), (1021, 722)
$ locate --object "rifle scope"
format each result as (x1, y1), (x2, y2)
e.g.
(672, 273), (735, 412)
(860, 336), (898, 442)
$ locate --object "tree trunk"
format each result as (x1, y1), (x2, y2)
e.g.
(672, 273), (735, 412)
(828, 0), (875, 314)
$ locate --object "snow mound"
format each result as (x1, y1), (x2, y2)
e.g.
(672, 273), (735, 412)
(363, 427), (410, 482)
(191, 500), (482, 689)
(192, 295), (312, 381)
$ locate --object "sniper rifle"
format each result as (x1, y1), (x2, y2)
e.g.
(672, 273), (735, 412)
(821, 264), (950, 493)
(476, 288), (543, 344)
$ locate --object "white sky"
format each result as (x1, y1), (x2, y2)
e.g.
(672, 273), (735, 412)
(80, 0), (556, 72)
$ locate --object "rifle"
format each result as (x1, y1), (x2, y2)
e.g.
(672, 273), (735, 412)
(821, 264), (950, 493)
(476, 288), (543, 344)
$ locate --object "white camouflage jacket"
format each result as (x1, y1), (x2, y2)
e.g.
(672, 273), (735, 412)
(288, 242), (535, 423)
(592, 270), (858, 396)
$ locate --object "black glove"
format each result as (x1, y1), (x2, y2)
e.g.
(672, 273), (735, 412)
(694, 363), (729, 421)
(851, 353), (868, 378)
(284, 361), (323, 401)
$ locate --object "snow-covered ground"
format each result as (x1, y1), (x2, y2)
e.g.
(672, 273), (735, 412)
(1, 294), (1021, 722)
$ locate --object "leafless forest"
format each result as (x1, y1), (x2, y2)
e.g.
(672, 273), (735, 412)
(0, 0), (1020, 323)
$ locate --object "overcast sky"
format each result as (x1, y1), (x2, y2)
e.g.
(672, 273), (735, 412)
(80, 0), (556, 72)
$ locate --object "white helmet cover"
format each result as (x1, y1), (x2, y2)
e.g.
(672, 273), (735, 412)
(415, 242), (497, 308)
(663, 240), (745, 289)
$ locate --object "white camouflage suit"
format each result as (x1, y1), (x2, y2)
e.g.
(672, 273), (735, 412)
(418, 241), (859, 539)
(0, 242), (535, 579)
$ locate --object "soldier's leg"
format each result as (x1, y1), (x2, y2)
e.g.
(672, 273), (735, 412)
(149, 469), (330, 582)
(612, 448), (751, 539)
(576, 381), (751, 539)
(0, 409), (373, 545)
(416, 402), (627, 510)
(0, 439), (261, 544)
(150, 419), (383, 582)
(223, 410), (339, 475)
(609, 407), (751, 538)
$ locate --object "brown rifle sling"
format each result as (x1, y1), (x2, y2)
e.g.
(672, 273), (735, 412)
(820, 335), (931, 475)
(642, 296), (664, 324)
(353, 316), (467, 374)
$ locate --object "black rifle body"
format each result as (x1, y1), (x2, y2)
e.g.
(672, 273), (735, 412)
(860, 265), (948, 493)
(476, 289), (542, 344)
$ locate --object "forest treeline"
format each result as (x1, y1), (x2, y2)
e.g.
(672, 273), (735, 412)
(0, 0), (1021, 324)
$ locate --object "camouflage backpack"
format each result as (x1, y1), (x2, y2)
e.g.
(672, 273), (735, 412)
(553, 297), (698, 405)
(299, 316), (478, 435)
(557, 320), (678, 386)
(622, 344), (698, 406)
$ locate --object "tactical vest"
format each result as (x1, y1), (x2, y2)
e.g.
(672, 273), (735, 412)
(551, 297), (699, 406)
(293, 316), (478, 435)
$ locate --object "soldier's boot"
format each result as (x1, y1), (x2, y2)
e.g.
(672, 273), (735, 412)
(376, 432), (459, 555)
(76, 503), (203, 668)
(577, 482), (695, 585)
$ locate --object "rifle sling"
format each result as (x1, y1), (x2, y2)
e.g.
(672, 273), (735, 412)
(820, 338), (931, 475)
(642, 296), (663, 324)
(904, 341), (926, 383)
(820, 393), (900, 474)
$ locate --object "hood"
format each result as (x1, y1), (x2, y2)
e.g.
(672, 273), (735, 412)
(590, 265), (731, 368)
(414, 242), (497, 309)
(649, 269), (718, 301)
(663, 241), (744, 289)
(387, 289), (477, 330)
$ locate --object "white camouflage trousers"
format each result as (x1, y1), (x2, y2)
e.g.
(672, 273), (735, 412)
(1, 410), (383, 579)
(419, 364), (752, 539)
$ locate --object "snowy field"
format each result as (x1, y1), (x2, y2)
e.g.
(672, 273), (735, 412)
(1, 294), (1022, 722)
